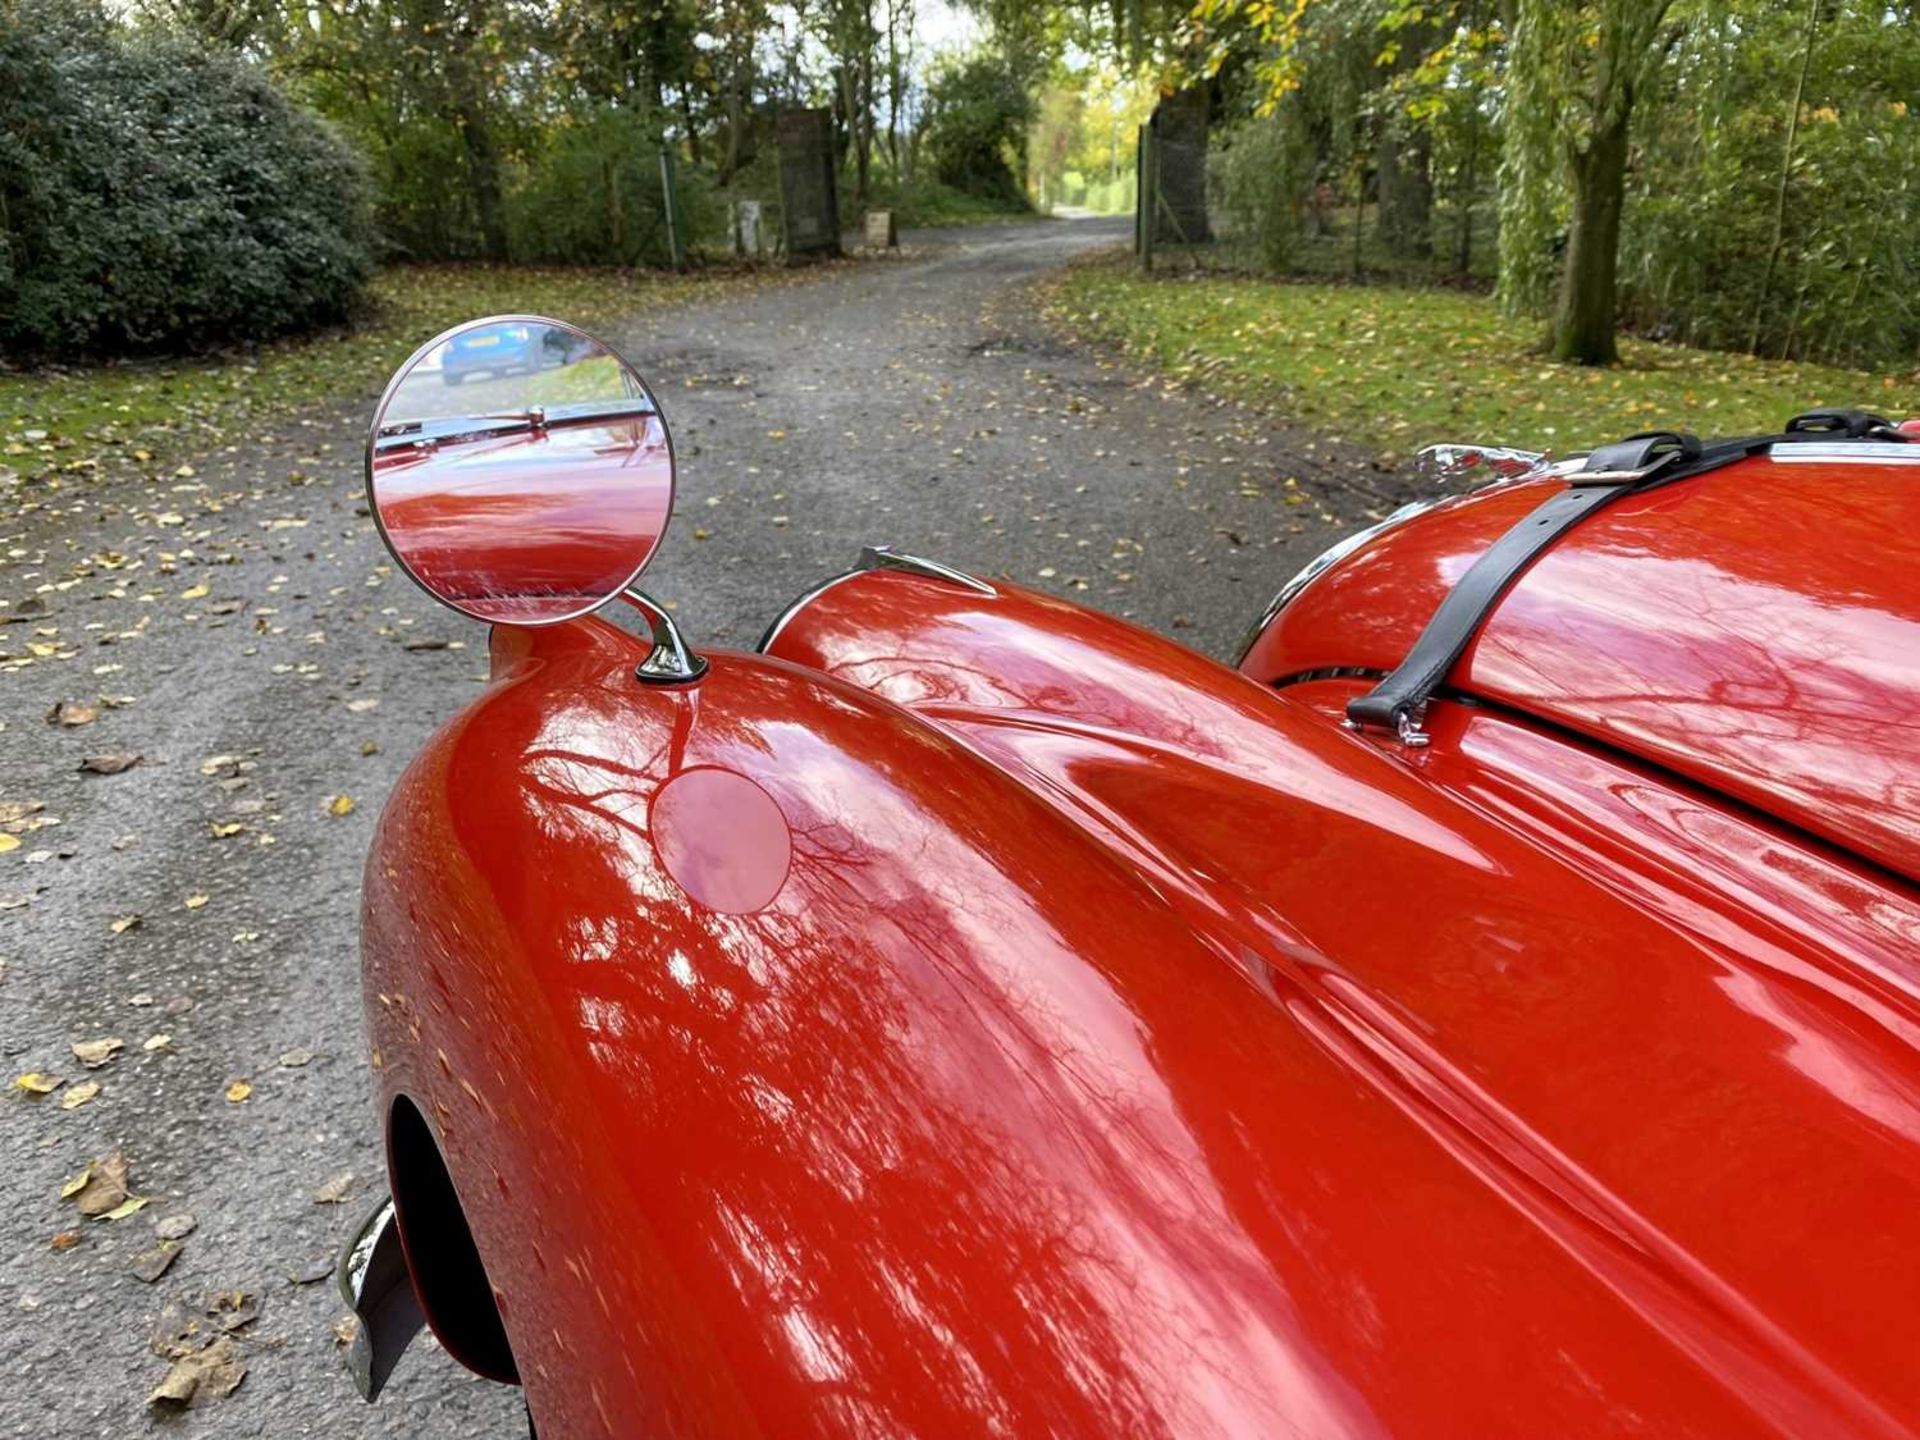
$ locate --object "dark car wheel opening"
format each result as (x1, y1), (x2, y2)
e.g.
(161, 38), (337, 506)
(387, 1096), (520, 1385)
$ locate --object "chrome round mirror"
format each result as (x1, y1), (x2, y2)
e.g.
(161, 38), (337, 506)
(367, 316), (673, 625)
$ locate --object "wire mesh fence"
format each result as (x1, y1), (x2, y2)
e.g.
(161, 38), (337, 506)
(1136, 108), (1500, 289)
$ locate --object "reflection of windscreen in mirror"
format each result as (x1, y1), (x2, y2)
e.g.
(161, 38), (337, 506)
(370, 320), (673, 624)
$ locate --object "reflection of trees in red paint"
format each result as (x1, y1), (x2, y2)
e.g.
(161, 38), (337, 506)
(373, 416), (671, 622)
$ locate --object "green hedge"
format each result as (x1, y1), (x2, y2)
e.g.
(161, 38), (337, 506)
(0, 0), (374, 358)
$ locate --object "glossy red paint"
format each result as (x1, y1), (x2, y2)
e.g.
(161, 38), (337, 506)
(1242, 456), (1920, 882)
(370, 414), (672, 624)
(362, 570), (1920, 1437)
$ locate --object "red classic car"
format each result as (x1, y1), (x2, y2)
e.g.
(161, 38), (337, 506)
(340, 318), (1920, 1437)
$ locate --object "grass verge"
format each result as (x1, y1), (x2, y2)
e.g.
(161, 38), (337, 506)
(1049, 256), (1920, 456)
(0, 262), (783, 484)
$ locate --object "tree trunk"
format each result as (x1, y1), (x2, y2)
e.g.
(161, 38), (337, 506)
(721, 48), (747, 183)
(681, 87), (703, 165)
(1454, 121), (1479, 277)
(1377, 130), (1405, 250)
(1551, 103), (1630, 365)
(1375, 21), (1433, 263)
(885, 0), (905, 175)
(1403, 134), (1432, 258)
(1749, 0), (1820, 354)
(458, 107), (509, 261)
(1378, 132), (1433, 261)
(855, 48), (872, 205)
(1351, 164), (1366, 278)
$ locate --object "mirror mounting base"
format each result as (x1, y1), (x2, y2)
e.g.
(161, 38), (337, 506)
(620, 589), (708, 685)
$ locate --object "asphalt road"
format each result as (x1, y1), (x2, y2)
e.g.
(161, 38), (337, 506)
(0, 216), (1404, 1437)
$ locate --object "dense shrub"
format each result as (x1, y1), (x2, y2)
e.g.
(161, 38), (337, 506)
(1619, 12), (1920, 369)
(923, 53), (1034, 206)
(0, 0), (373, 358)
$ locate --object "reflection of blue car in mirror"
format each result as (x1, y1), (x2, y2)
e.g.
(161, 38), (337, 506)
(440, 322), (571, 386)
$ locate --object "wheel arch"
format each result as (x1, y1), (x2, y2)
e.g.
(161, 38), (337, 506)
(384, 1091), (520, 1386)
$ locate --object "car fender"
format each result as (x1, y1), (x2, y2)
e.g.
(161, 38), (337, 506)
(366, 592), (1920, 1439)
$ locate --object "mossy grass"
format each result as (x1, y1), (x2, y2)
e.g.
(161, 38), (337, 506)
(1, 262), (769, 482)
(1050, 255), (1920, 456)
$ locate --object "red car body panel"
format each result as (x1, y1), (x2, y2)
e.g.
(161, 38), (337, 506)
(1240, 456), (1920, 883)
(363, 554), (1920, 1436)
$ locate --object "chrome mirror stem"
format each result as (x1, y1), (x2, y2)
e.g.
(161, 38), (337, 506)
(621, 589), (709, 685)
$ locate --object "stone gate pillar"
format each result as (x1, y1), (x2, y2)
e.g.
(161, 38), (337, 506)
(1147, 88), (1211, 245)
(777, 108), (842, 262)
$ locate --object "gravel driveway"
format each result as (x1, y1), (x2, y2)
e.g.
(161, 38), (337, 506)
(0, 215), (1400, 1437)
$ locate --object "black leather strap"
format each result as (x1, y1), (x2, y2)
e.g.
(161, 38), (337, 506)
(1345, 413), (1903, 736)
(1784, 407), (1899, 439)
(1343, 462), (1663, 735)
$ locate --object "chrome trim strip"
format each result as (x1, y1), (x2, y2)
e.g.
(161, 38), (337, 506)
(1236, 498), (1448, 666)
(1768, 442), (1920, 464)
(757, 546), (997, 654)
(756, 568), (864, 653)
(856, 545), (998, 595)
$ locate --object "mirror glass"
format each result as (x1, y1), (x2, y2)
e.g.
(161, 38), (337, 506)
(367, 316), (673, 624)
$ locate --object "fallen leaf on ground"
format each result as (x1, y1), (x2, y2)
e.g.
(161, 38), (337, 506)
(179, 582), (209, 601)
(184, 893), (209, 910)
(144, 1034), (172, 1052)
(72, 1037), (123, 1068)
(155, 1212), (197, 1241)
(50, 1231), (80, 1252)
(224, 1079), (251, 1103)
(79, 753), (143, 775)
(312, 1172), (356, 1205)
(14, 1071), (62, 1096)
(103, 1195), (151, 1221)
(207, 1290), (260, 1332)
(110, 914), (140, 935)
(289, 1256), (333, 1285)
(132, 1240), (182, 1283)
(326, 794), (356, 817)
(147, 1335), (246, 1410)
(0, 835), (19, 855)
(61, 1080), (101, 1109)
(278, 1047), (314, 1068)
(66, 1152), (130, 1215)
(46, 700), (97, 727)
(345, 697), (379, 713)
(209, 821), (243, 838)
